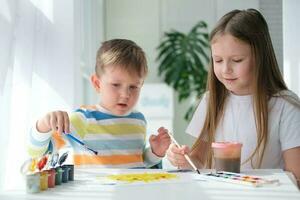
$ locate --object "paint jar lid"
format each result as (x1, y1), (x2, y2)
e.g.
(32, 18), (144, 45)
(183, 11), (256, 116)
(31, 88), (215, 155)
(55, 167), (64, 172)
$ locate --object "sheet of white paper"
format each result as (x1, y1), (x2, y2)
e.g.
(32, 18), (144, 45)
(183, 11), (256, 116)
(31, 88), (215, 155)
(95, 171), (198, 186)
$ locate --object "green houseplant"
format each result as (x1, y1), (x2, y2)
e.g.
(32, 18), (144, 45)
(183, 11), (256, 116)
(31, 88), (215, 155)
(156, 21), (210, 120)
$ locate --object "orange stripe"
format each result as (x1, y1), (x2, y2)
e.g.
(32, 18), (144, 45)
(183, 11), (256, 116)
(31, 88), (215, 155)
(52, 131), (66, 149)
(73, 154), (143, 165)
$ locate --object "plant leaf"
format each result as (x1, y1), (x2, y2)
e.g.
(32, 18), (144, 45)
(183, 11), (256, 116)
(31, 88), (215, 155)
(157, 21), (210, 121)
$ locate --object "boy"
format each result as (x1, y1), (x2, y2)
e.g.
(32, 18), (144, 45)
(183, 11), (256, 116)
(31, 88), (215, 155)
(28, 39), (171, 168)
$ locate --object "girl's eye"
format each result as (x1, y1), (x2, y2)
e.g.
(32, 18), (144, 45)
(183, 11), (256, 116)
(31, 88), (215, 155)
(214, 59), (222, 63)
(233, 59), (242, 63)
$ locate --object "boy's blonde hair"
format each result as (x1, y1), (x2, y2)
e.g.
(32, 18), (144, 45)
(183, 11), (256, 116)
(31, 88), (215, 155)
(95, 39), (148, 77)
(191, 9), (297, 169)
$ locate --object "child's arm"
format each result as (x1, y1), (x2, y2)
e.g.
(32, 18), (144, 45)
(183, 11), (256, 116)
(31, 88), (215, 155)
(27, 110), (70, 158)
(36, 111), (70, 134)
(143, 127), (171, 168)
(167, 139), (207, 169)
(166, 143), (192, 169)
(283, 147), (300, 189)
(149, 127), (171, 157)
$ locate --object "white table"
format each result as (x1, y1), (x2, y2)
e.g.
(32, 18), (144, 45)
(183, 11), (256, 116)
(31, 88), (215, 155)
(0, 168), (299, 200)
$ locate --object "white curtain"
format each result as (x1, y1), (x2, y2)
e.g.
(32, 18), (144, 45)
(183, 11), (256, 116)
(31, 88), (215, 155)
(0, 0), (77, 190)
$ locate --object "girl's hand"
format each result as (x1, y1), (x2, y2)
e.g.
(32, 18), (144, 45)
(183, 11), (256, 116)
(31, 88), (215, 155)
(149, 127), (171, 157)
(283, 147), (300, 189)
(36, 111), (70, 134)
(166, 143), (191, 169)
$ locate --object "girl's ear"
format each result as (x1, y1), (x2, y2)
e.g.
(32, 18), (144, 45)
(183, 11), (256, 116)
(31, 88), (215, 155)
(91, 74), (101, 92)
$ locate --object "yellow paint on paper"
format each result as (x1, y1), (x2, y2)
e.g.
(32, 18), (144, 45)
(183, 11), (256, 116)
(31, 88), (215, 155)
(107, 172), (178, 183)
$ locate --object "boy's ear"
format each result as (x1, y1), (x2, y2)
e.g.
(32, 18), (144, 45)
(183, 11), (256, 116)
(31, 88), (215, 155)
(91, 74), (101, 92)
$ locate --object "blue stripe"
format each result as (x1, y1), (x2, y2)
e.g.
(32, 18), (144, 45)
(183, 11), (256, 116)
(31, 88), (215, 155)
(84, 139), (145, 151)
(75, 109), (146, 122)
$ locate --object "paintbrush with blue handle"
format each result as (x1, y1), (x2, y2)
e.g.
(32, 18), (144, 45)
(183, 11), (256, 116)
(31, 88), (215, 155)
(64, 133), (98, 155)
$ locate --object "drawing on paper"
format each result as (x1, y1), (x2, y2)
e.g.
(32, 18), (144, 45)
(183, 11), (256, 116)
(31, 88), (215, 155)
(107, 172), (178, 183)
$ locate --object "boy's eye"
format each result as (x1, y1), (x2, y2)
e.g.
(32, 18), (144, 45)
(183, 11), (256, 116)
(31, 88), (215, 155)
(112, 83), (120, 87)
(129, 85), (138, 90)
(214, 59), (222, 63)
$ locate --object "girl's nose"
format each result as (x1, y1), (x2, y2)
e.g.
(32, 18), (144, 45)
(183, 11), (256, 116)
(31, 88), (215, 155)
(222, 62), (233, 74)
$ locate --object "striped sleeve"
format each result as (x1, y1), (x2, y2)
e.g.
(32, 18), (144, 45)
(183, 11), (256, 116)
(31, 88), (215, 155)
(27, 124), (52, 158)
(27, 118), (73, 158)
(143, 147), (162, 168)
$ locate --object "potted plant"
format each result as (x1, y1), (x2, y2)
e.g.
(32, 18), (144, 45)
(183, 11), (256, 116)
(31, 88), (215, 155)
(156, 21), (210, 120)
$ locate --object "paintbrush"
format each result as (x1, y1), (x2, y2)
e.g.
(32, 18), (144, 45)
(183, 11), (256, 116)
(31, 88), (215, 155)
(65, 133), (98, 155)
(168, 132), (200, 174)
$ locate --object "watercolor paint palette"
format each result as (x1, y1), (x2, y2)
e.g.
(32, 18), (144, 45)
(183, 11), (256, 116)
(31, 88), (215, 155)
(199, 171), (280, 187)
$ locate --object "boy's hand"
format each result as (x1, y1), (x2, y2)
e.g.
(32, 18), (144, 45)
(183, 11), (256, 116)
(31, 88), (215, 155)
(149, 127), (171, 157)
(36, 111), (70, 134)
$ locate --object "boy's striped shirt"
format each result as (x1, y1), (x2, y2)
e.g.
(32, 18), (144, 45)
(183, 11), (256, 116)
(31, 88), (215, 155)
(28, 105), (161, 168)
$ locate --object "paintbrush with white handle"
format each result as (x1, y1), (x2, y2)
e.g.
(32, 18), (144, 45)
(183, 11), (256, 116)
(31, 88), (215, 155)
(168, 132), (200, 174)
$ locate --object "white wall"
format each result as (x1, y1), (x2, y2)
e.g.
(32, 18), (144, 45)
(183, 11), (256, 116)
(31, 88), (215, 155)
(259, 0), (283, 71)
(283, 0), (300, 96)
(75, 0), (105, 106)
(215, 0), (259, 20)
(105, 0), (161, 83)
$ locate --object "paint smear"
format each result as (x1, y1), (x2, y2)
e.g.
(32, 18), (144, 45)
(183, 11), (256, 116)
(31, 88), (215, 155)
(107, 172), (178, 183)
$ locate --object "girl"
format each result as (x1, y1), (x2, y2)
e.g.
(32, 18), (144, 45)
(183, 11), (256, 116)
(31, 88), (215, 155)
(166, 9), (300, 187)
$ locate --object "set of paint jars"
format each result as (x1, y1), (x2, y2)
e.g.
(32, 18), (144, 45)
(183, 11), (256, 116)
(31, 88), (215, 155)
(55, 165), (74, 185)
(25, 165), (74, 194)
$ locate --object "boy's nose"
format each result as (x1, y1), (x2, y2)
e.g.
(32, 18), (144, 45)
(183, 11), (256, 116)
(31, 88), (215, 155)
(120, 87), (130, 98)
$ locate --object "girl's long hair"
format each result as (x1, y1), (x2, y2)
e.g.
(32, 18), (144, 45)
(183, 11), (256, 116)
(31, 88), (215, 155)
(191, 9), (289, 168)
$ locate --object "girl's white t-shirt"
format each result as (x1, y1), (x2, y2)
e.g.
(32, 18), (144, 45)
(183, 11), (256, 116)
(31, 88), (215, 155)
(186, 91), (300, 169)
